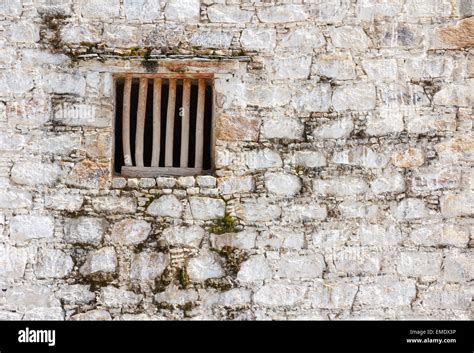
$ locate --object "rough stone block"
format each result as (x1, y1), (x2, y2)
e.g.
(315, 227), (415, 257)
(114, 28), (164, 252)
(261, 117), (303, 140)
(370, 171), (406, 194)
(10, 215), (54, 242)
(313, 53), (356, 80)
(164, 0), (200, 23)
(100, 286), (142, 307)
(11, 160), (61, 186)
(332, 83), (376, 111)
(79, 247), (117, 276)
(332, 146), (388, 169)
(397, 251), (443, 277)
(189, 197), (225, 220)
(35, 249), (73, 279)
(0, 244), (27, 279)
(393, 198), (428, 220)
(291, 82), (331, 114)
(313, 177), (368, 197)
(80, 0), (120, 20)
(245, 149), (282, 169)
(207, 5), (254, 23)
(146, 195), (183, 218)
(264, 173), (301, 197)
(282, 203), (327, 222)
(391, 148), (425, 168)
(257, 5), (308, 23)
(187, 250), (225, 281)
(440, 192), (474, 218)
(92, 196), (137, 214)
(276, 254), (325, 279)
(356, 276), (416, 307)
(237, 255), (272, 282)
(162, 225), (205, 248)
(124, 0), (161, 21)
(313, 117), (353, 139)
(64, 217), (107, 246)
(111, 219), (151, 245)
(240, 27), (276, 51)
(254, 283), (306, 306)
(210, 230), (257, 250)
(236, 200), (281, 223)
(130, 252), (170, 281)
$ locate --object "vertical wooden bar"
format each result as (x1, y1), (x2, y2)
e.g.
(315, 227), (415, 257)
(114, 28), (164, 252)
(122, 77), (133, 166)
(165, 79), (177, 167)
(210, 83), (216, 171)
(195, 79), (206, 168)
(135, 78), (148, 167)
(180, 79), (191, 168)
(151, 78), (162, 167)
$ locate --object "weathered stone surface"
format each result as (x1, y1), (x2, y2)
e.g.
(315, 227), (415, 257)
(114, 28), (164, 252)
(64, 217), (107, 246)
(292, 83), (331, 113)
(80, 247), (117, 276)
(330, 26), (371, 50)
(187, 251), (225, 281)
(362, 58), (398, 81)
(371, 171), (406, 194)
(4, 285), (60, 311)
(357, 0), (402, 20)
(0, 0), (22, 16)
(282, 203), (327, 222)
(0, 132), (26, 152)
(42, 73), (86, 96)
(189, 197), (225, 220)
(393, 198), (428, 220)
(313, 53), (356, 80)
(84, 132), (111, 158)
(339, 201), (379, 219)
(30, 134), (81, 156)
(60, 23), (102, 43)
(254, 283), (306, 306)
(236, 200), (281, 222)
(433, 83), (474, 107)
(210, 230), (257, 250)
(190, 30), (234, 49)
(257, 5), (308, 23)
(0, 244), (27, 279)
(410, 224), (469, 248)
(420, 284), (471, 309)
(66, 160), (109, 189)
(100, 286), (142, 307)
(0, 189), (32, 209)
(411, 166), (461, 192)
(307, 280), (359, 309)
(111, 219), (151, 245)
(23, 307), (64, 321)
(437, 17), (474, 48)
(53, 102), (111, 128)
(435, 133), (474, 162)
(154, 284), (198, 305)
(10, 215), (54, 242)
(313, 177), (368, 197)
(358, 223), (403, 246)
(216, 115), (259, 142)
(261, 117), (303, 140)
(332, 83), (376, 111)
(237, 255), (272, 282)
(440, 192), (474, 218)
(313, 228), (350, 248)
(56, 284), (96, 305)
(366, 109), (404, 136)
(397, 251), (442, 277)
(313, 117), (354, 139)
(406, 112), (455, 134)
(71, 310), (111, 321)
(391, 148), (425, 168)
(331, 248), (381, 275)
(276, 254), (325, 279)
(130, 252), (169, 281)
(280, 27), (325, 51)
(245, 149), (282, 169)
(332, 146), (388, 169)
(35, 249), (73, 279)
(241, 27), (276, 51)
(356, 276), (416, 307)
(81, 0), (120, 19)
(287, 151), (327, 168)
(146, 195), (183, 218)
(246, 84), (292, 108)
(207, 5), (254, 23)
(46, 190), (85, 211)
(124, 0), (161, 21)
(265, 54), (312, 80)
(164, 0), (200, 23)
(443, 253), (474, 281)
(161, 225), (205, 248)
(0, 72), (34, 94)
(257, 228), (305, 249)
(11, 160), (61, 186)
(264, 173), (301, 197)
(405, 56), (454, 79)
(92, 196), (137, 214)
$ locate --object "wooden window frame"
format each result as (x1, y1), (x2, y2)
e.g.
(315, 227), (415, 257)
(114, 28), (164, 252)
(112, 72), (216, 178)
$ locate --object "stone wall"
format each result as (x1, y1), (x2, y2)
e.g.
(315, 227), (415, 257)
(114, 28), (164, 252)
(0, 0), (473, 320)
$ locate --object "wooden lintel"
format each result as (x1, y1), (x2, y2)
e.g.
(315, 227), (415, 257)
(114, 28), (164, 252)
(121, 166), (203, 177)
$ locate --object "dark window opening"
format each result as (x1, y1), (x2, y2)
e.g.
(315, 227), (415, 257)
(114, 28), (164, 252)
(114, 76), (213, 176)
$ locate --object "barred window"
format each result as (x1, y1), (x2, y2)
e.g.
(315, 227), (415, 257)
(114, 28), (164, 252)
(114, 73), (214, 177)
